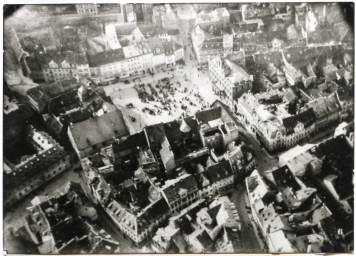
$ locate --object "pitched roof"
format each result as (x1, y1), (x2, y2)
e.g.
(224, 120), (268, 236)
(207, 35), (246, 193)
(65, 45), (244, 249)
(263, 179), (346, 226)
(306, 97), (328, 118)
(196, 230), (213, 248)
(283, 108), (316, 131)
(69, 109), (129, 151)
(295, 108), (316, 127)
(224, 59), (251, 84)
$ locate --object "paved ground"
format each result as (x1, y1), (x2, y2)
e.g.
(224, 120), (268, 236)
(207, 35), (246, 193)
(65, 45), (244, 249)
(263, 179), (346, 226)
(103, 45), (218, 130)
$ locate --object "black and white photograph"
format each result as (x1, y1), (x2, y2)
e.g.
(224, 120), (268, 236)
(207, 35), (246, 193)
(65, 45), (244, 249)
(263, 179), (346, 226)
(3, 2), (354, 254)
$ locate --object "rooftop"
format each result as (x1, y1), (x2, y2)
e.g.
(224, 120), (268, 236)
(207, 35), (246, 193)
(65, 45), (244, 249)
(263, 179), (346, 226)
(87, 49), (125, 67)
(162, 173), (198, 204)
(69, 109), (129, 151)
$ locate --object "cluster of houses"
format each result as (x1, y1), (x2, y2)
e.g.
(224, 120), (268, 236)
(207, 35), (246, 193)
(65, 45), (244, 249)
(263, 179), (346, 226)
(246, 134), (353, 252)
(151, 196), (243, 253)
(25, 181), (120, 254)
(72, 104), (255, 248)
(3, 96), (71, 209)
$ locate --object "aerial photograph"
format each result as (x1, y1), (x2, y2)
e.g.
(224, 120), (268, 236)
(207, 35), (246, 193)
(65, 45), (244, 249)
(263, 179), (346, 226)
(3, 2), (354, 254)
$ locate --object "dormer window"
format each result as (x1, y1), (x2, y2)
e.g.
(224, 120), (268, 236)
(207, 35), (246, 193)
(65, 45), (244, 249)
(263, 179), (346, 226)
(179, 188), (187, 198)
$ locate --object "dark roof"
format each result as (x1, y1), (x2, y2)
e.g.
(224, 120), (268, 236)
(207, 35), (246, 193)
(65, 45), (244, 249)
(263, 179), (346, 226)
(48, 90), (81, 115)
(282, 116), (298, 133)
(115, 23), (137, 37)
(295, 108), (316, 127)
(69, 109), (129, 151)
(27, 87), (50, 103)
(272, 165), (301, 191)
(137, 198), (170, 233)
(206, 160), (233, 183)
(60, 107), (94, 125)
(283, 108), (316, 132)
(164, 120), (183, 141)
(177, 216), (194, 234)
(183, 116), (199, 132)
(230, 10), (243, 23)
(87, 49), (125, 67)
(162, 174), (198, 204)
(4, 104), (33, 131)
(144, 123), (166, 149)
(33, 79), (82, 99)
(208, 204), (221, 219)
(112, 131), (147, 154)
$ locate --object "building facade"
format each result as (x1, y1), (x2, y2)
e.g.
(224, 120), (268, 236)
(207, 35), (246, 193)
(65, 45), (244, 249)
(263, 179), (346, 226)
(209, 56), (253, 108)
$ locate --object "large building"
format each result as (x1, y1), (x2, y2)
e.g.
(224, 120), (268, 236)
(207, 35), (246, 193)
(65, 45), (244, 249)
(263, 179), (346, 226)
(4, 124), (70, 209)
(87, 40), (184, 78)
(209, 56), (253, 108)
(68, 109), (129, 158)
(87, 162), (171, 246)
(191, 24), (234, 63)
(237, 89), (318, 152)
(76, 4), (99, 16)
(160, 173), (199, 213)
(151, 196), (242, 253)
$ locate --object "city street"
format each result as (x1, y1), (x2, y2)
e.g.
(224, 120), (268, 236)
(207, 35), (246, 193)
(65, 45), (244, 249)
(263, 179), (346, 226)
(223, 107), (279, 175)
(230, 187), (263, 252)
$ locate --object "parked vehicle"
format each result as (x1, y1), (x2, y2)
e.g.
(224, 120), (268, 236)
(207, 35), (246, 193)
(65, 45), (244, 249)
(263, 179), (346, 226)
(128, 115), (136, 122)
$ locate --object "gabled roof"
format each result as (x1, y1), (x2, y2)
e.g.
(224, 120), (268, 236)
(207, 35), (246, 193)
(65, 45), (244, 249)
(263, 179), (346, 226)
(283, 108), (316, 131)
(306, 97), (328, 118)
(196, 230), (213, 248)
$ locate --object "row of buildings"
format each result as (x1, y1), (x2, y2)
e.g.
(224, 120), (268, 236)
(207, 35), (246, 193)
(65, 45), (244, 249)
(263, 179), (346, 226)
(26, 39), (184, 82)
(236, 87), (351, 152)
